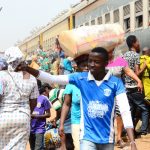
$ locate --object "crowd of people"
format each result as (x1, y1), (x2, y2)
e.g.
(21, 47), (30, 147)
(0, 35), (150, 150)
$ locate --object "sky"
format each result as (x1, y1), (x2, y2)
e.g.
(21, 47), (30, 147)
(0, 0), (80, 51)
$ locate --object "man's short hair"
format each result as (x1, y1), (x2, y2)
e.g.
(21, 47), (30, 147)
(126, 35), (137, 48)
(91, 47), (109, 62)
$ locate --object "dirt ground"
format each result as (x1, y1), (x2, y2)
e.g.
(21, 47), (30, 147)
(26, 134), (150, 150)
(115, 134), (150, 150)
(26, 111), (150, 150)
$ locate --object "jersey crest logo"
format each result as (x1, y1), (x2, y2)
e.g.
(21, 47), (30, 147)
(104, 89), (111, 96)
(87, 101), (109, 118)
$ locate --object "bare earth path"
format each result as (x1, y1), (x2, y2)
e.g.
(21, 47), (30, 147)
(26, 134), (150, 150)
(115, 134), (150, 150)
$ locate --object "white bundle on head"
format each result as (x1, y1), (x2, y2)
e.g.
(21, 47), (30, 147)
(58, 24), (125, 58)
(4, 46), (24, 71)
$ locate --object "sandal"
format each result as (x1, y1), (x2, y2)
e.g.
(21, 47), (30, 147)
(116, 140), (127, 148)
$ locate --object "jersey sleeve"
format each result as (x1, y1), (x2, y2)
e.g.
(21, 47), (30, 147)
(115, 78), (126, 96)
(116, 93), (133, 128)
(38, 71), (69, 85)
(68, 73), (79, 87)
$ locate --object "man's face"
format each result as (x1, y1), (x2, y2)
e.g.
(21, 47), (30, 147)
(133, 40), (140, 53)
(88, 52), (107, 76)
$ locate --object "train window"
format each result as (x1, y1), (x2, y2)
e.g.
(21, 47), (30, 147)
(135, 0), (142, 13)
(113, 9), (119, 23)
(124, 18), (130, 32)
(91, 20), (95, 25)
(135, 0), (143, 28)
(85, 22), (89, 26)
(105, 13), (110, 23)
(123, 5), (130, 16)
(123, 5), (130, 32)
(97, 17), (102, 25)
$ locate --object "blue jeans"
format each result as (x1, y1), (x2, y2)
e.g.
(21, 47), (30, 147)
(127, 88), (149, 132)
(29, 133), (44, 150)
(80, 140), (114, 150)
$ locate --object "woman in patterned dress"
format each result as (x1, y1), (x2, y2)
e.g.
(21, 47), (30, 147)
(0, 47), (39, 150)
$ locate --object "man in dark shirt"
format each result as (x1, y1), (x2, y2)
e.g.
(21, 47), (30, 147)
(123, 35), (149, 135)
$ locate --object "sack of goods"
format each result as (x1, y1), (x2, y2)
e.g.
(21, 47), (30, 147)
(58, 24), (124, 58)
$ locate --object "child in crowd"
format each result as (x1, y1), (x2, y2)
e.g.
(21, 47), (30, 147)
(29, 84), (52, 150)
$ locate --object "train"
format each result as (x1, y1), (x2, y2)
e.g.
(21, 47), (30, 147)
(19, 0), (150, 55)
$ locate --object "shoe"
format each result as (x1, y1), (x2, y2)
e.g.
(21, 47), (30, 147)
(140, 132), (147, 135)
(135, 131), (147, 136)
(116, 140), (127, 148)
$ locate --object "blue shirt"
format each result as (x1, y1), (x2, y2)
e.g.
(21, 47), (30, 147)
(64, 84), (81, 124)
(69, 72), (125, 144)
(31, 95), (51, 134)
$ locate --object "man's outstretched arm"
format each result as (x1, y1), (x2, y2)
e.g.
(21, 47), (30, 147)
(19, 63), (69, 85)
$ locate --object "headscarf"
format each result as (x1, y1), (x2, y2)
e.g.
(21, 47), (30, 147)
(4, 47), (24, 71)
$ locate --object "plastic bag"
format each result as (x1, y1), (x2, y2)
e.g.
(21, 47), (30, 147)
(58, 24), (124, 58)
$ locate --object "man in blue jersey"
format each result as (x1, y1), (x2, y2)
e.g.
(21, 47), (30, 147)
(18, 47), (137, 150)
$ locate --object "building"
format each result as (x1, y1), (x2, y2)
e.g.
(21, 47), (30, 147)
(74, 0), (150, 48)
(19, 0), (150, 55)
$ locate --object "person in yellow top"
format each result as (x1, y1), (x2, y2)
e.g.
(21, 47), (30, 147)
(140, 47), (150, 104)
(30, 55), (40, 70)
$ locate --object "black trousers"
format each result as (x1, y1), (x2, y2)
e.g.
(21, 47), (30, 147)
(29, 133), (44, 150)
(126, 88), (149, 132)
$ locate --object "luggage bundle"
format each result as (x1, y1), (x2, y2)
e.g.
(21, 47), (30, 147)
(58, 24), (124, 58)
